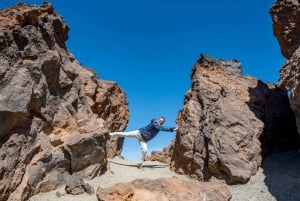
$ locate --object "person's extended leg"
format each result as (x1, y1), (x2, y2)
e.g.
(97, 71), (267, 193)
(110, 130), (146, 167)
(109, 130), (141, 138)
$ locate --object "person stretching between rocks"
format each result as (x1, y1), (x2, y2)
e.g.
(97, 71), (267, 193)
(109, 117), (178, 168)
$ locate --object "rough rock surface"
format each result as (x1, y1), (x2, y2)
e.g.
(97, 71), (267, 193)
(0, 3), (129, 201)
(146, 144), (172, 164)
(270, 0), (300, 60)
(96, 178), (231, 201)
(65, 175), (94, 195)
(270, 0), (300, 135)
(170, 54), (298, 184)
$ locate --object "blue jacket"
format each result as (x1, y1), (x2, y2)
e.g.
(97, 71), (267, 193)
(139, 119), (175, 142)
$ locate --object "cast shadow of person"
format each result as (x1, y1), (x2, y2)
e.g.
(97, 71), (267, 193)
(109, 160), (169, 169)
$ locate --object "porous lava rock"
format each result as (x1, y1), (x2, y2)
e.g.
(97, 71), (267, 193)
(0, 3), (129, 201)
(170, 54), (298, 184)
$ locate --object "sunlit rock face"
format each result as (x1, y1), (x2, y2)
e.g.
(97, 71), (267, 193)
(171, 54), (298, 184)
(96, 178), (231, 201)
(0, 3), (129, 201)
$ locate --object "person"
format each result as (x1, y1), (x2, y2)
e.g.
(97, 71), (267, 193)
(109, 117), (178, 167)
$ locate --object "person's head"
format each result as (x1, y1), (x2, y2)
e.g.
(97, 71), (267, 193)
(157, 117), (165, 125)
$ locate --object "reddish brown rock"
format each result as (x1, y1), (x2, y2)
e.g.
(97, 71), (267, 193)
(270, 0), (300, 60)
(65, 175), (94, 195)
(146, 144), (172, 164)
(96, 178), (231, 201)
(170, 54), (298, 184)
(0, 3), (129, 201)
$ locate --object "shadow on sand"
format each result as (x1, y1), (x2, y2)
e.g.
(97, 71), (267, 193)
(262, 151), (300, 201)
(247, 81), (300, 201)
(109, 160), (169, 169)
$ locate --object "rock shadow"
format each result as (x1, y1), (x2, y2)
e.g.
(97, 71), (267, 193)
(262, 151), (300, 201)
(247, 80), (300, 200)
(247, 80), (299, 157)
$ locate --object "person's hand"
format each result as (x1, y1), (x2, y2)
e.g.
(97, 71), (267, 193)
(173, 127), (178, 131)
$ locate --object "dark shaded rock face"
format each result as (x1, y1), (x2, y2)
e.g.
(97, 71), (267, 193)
(0, 3), (129, 201)
(170, 54), (298, 184)
(270, 0), (300, 135)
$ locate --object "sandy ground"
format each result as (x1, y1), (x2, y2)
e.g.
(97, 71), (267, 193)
(27, 151), (300, 201)
(229, 151), (300, 201)
(27, 157), (190, 201)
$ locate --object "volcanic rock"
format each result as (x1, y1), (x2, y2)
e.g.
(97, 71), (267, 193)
(270, 0), (300, 135)
(170, 54), (298, 184)
(96, 178), (231, 201)
(65, 175), (94, 195)
(270, 0), (300, 60)
(0, 3), (129, 201)
(146, 144), (172, 164)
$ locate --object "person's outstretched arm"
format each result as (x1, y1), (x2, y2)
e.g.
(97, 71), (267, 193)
(153, 121), (177, 132)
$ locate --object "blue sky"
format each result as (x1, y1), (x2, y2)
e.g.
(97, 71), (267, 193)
(1, 0), (285, 161)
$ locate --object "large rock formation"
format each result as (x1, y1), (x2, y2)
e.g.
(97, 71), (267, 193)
(170, 54), (298, 184)
(96, 178), (231, 201)
(270, 0), (300, 60)
(0, 3), (129, 201)
(270, 0), (300, 135)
